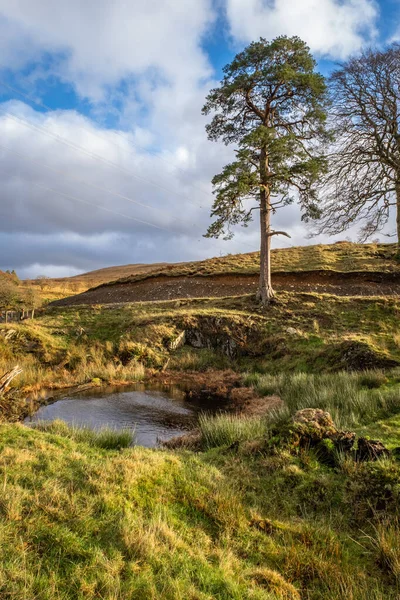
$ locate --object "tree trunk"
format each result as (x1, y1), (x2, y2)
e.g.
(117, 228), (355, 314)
(258, 147), (274, 304)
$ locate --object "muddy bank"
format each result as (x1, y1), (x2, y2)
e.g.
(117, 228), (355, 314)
(150, 369), (281, 414)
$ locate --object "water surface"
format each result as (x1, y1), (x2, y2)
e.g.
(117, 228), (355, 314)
(26, 384), (213, 447)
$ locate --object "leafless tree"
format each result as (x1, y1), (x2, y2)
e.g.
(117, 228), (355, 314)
(318, 45), (400, 250)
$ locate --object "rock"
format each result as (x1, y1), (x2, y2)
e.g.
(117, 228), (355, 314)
(331, 430), (356, 453)
(357, 437), (391, 462)
(292, 408), (335, 430)
(285, 327), (299, 336)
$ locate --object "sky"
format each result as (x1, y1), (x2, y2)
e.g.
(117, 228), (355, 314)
(0, 0), (397, 278)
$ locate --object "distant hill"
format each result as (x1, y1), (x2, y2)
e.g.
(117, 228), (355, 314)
(45, 262), (170, 287)
(22, 262), (171, 302)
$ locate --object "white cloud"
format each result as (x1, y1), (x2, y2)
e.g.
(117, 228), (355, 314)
(225, 0), (378, 58)
(0, 0), (215, 100)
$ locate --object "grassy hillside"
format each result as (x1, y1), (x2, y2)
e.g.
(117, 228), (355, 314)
(20, 263), (169, 304)
(1, 292), (399, 411)
(16, 242), (400, 307)
(98, 242), (400, 289)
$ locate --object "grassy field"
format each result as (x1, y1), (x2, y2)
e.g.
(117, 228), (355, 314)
(1, 291), (399, 407)
(1, 400), (400, 599)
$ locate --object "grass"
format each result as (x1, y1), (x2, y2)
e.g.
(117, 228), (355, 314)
(244, 370), (400, 429)
(99, 241), (400, 288)
(1, 290), (399, 422)
(199, 413), (268, 448)
(31, 419), (134, 449)
(0, 420), (400, 599)
(1, 243), (400, 597)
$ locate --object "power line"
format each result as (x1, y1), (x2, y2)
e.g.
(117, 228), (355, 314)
(4, 172), (171, 232)
(0, 141), (188, 227)
(1, 107), (207, 211)
(0, 79), (213, 199)
(0, 155), (255, 259)
(0, 83), (298, 253)
(0, 107), (257, 251)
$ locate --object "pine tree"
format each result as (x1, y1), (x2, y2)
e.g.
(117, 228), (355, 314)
(202, 36), (330, 304)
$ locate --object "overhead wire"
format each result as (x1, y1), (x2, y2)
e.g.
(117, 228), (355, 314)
(0, 84), (301, 253)
(0, 82), (262, 250)
(0, 107), (258, 252)
(0, 80), (212, 200)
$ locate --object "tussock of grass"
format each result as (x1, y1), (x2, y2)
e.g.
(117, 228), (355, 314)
(31, 419), (134, 449)
(367, 520), (400, 585)
(199, 413), (268, 448)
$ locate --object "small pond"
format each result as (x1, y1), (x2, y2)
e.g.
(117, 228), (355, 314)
(25, 384), (218, 448)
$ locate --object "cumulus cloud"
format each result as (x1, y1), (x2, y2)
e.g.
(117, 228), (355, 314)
(225, 0), (378, 58)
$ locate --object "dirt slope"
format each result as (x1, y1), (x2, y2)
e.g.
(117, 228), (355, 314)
(52, 270), (400, 306)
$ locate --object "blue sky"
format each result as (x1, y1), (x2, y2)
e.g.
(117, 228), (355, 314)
(0, 0), (397, 277)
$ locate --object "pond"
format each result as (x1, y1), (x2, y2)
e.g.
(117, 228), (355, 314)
(25, 384), (218, 448)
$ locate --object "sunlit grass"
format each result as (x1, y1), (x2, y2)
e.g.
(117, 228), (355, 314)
(244, 370), (400, 429)
(198, 413), (268, 448)
(0, 421), (399, 599)
(31, 419), (134, 449)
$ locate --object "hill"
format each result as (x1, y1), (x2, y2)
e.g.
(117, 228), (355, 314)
(22, 262), (170, 303)
(52, 242), (400, 306)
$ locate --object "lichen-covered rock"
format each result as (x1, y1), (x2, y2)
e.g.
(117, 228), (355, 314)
(356, 437), (391, 462)
(292, 408), (335, 430)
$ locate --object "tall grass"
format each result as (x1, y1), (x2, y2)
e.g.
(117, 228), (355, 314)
(244, 370), (400, 429)
(198, 413), (268, 448)
(0, 348), (145, 393)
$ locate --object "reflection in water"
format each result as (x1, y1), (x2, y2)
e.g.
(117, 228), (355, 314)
(25, 384), (214, 448)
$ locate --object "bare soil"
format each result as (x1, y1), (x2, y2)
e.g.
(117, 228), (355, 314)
(52, 270), (400, 306)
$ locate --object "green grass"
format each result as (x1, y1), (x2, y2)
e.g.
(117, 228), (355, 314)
(1, 291), (399, 423)
(355, 413), (400, 449)
(31, 419), (134, 449)
(0, 421), (399, 599)
(199, 413), (268, 448)
(244, 370), (400, 429)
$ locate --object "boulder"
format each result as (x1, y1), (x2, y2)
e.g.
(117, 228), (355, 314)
(292, 408), (335, 430)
